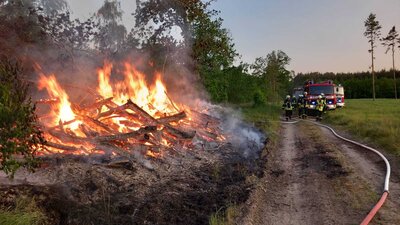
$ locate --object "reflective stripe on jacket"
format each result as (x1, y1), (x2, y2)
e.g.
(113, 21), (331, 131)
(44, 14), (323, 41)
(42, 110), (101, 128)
(316, 99), (325, 111)
(297, 97), (306, 108)
(283, 100), (293, 111)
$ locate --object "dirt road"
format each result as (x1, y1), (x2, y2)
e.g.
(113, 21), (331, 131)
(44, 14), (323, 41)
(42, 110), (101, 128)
(239, 121), (400, 225)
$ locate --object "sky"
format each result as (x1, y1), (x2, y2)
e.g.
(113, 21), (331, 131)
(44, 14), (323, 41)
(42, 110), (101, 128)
(213, 0), (400, 73)
(67, 0), (400, 73)
(68, 0), (137, 30)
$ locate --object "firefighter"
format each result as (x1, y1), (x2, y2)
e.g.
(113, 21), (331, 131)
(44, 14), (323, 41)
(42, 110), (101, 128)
(282, 95), (293, 121)
(303, 91), (309, 118)
(297, 94), (306, 119)
(291, 95), (298, 111)
(316, 95), (326, 121)
(321, 93), (327, 113)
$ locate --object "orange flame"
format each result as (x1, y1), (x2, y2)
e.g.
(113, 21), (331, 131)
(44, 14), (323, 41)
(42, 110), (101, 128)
(97, 62), (113, 99)
(38, 74), (80, 130)
(97, 62), (178, 117)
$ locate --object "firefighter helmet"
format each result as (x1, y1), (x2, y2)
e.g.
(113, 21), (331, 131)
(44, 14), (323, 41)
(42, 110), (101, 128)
(304, 92), (307, 96)
(286, 95), (290, 99)
(318, 95), (322, 99)
(321, 93), (325, 96)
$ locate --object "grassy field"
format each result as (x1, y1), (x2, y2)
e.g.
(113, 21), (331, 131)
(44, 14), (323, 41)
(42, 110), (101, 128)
(325, 99), (400, 155)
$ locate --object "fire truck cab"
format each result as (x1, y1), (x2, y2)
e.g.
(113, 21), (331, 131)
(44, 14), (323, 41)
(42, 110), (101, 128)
(304, 80), (337, 111)
(292, 87), (304, 99)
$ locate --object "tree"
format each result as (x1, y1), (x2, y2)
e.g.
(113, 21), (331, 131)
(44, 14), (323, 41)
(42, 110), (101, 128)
(0, 59), (45, 176)
(381, 26), (399, 99)
(94, 0), (127, 55)
(134, 0), (238, 102)
(37, 0), (68, 15)
(134, 0), (236, 68)
(44, 11), (98, 64)
(192, 15), (237, 73)
(250, 56), (267, 77)
(135, 0), (213, 46)
(364, 13), (381, 101)
(251, 50), (291, 102)
(0, 2), (49, 57)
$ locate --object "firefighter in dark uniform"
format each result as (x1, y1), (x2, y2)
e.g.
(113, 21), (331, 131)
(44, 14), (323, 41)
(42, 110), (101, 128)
(303, 91), (309, 118)
(282, 95), (293, 121)
(291, 95), (297, 112)
(316, 95), (326, 121)
(297, 94), (307, 119)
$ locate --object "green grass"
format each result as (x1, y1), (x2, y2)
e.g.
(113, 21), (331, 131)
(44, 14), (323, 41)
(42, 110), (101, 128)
(209, 205), (239, 225)
(0, 196), (48, 225)
(241, 103), (282, 143)
(325, 99), (400, 155)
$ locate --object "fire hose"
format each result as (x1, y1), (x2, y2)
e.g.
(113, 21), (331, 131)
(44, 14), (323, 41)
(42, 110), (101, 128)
(281, 119), (391, 225)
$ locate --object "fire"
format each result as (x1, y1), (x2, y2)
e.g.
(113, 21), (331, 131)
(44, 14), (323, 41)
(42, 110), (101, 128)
(97, 62), (178, 117)
(38, 74), (80, 130)
(150, 73), (174, 114)
(35, 61), (225, 158)
(146, 150), (162, 158)
(97, 62), (114, 99)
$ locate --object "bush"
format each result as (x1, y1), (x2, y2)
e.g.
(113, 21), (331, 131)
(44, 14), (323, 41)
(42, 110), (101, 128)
(253, 89), (266, 106)
(0, 59), (45, 176)
(0, 196), (48, 225)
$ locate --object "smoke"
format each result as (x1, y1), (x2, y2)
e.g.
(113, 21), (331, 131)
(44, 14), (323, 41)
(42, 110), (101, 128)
(194, 101), (266, 159)
(222, 115), (266, 159)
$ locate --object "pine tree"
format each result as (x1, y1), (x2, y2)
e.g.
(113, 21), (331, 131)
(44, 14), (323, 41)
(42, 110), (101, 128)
(364, 13), (381, 101)
(381, 26), (399, 99)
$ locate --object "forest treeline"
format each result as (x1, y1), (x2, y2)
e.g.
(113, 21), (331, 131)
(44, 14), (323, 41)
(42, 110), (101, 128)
(294, 70), (400, 99)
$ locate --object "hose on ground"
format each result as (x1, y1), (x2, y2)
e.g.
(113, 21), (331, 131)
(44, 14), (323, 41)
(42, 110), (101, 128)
(281, 119), (391, 225)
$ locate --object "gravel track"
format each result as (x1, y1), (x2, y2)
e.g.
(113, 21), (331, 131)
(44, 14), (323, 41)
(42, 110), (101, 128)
(239, 121), (400, 225)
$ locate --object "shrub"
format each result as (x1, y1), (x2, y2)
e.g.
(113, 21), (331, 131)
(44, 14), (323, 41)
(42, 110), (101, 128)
(0, 59), (45, 176)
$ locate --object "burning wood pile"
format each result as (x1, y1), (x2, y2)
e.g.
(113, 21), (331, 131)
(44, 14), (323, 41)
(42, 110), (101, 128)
(35, 62), (226, 160)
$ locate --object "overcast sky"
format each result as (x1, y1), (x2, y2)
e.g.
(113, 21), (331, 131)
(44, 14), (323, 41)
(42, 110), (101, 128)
(68, 0), (136, 30)
(68, 0), (400, 73)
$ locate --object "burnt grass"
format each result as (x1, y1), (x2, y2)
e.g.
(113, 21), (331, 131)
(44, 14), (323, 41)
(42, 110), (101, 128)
(0, 143), (265, 225)
(299, 143), (349, 179)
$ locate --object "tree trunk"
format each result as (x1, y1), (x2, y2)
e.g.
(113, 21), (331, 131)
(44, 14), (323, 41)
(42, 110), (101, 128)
(371, 43), (376, 101)
(392, 46), (397, 99)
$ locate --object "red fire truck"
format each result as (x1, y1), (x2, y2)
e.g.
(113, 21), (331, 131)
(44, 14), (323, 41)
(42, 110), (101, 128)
(335, 85), (345, 107)
(304, 80), (339, 111)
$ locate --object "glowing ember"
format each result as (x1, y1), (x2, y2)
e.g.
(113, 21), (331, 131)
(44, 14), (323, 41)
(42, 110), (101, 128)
(146, 150), (162, 158)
